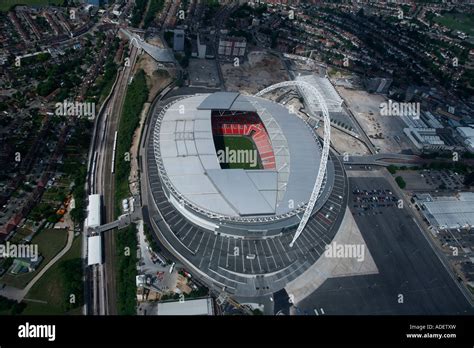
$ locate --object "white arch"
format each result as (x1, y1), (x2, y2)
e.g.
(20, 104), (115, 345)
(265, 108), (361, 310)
(130, 37), (139, 48)
(255, 81), (331, 247)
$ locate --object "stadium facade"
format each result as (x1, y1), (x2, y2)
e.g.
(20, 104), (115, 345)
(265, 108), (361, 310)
(145, 91), (348, 297)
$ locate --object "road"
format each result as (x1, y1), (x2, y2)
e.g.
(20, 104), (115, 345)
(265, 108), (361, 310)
(341, 102), (376, 154)
(344, 153), (423, 166)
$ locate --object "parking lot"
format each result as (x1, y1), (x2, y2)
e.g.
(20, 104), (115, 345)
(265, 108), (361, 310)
(351, 186), (399, 217)
(188, 58), (220, 88)
(399, 169), (465, 192)
(296, 176), (473, 315)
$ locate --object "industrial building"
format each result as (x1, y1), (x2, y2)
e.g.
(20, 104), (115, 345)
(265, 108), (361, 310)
(157, 297), (215, 315)
(415, 192), (474, 230)
(402, 112), (462, 152)
(403, 127), (447, 151)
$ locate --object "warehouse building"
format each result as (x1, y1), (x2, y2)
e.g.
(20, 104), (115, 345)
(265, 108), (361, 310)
(157, 298), (214, 315)
(415, 192), (474, 230)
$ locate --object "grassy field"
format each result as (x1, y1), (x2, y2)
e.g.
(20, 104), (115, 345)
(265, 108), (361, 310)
(0, 0), (63, 12)
(116, 225), (138, 315)
(0, 228), (68, 289)
(434, 13), (474, 35)
(213, 135), (262, 170)
(115, 69), (149, 218)
(21, 235), (82, 315)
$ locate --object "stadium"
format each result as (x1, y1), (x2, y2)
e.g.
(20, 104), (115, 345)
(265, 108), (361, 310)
(145, 88), (348, 297)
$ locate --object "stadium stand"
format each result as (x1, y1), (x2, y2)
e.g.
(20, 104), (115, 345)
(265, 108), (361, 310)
(211, 111), (276, 169)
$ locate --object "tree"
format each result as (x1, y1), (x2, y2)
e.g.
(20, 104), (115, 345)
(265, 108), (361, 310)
(387, 165), (397, 174)
(395, 176), (406, 189)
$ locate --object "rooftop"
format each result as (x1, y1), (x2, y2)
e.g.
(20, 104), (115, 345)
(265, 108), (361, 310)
(153, 93), (321, 219)
(157, 298), (214, 315)
(418, 192), (474, 229)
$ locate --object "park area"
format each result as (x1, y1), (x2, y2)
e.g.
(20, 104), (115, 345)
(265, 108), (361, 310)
(434, 12), (474, 35)
(21, 236), (82, 315)
(0, 228), (68, 289)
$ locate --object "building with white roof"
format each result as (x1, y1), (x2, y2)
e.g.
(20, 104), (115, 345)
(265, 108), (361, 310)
(85, 194), (101, 229)
(416, 192), (474, 230)
(457, 127), (474, 152)
(87, 235), (102, 266)
(157, 298), (214, 315)
(295, 74), (343, 113)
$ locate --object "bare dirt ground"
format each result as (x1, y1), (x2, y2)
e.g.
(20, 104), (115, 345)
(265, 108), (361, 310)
(135, 54), (173, 102)
(129, 54), (173, 194)
(285, 97), (309, 120)
(336, 87), (414, 154)
(221, 49), (289, 94)
(325, 126), (371, 156)
(146, 34), (166, 48)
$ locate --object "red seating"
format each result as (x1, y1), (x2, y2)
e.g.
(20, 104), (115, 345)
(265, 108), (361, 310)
(211, 112), (276, 169)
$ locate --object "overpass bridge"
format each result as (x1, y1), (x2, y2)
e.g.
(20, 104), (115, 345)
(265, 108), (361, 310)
(89, 206), (143, 234)
(120, 28), (175, 63)
(342, 153), (423, 167)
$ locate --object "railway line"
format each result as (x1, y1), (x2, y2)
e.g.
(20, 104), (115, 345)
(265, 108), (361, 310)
(85, 43), (139, 315)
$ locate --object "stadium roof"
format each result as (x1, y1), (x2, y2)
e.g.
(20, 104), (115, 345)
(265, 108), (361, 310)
(157, 298), (214, 315)
(197, 92), (240, 110)
(154, 93), (321, 218)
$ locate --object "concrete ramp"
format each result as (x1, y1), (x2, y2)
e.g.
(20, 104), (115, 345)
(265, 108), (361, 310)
(285, 206), (378, 303)
(120, 28), (175, 63)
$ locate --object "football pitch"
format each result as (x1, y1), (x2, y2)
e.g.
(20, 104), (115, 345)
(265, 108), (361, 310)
(213, 135), (263, 170)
